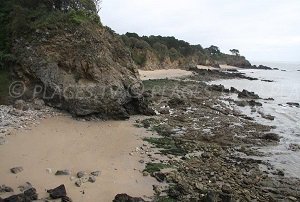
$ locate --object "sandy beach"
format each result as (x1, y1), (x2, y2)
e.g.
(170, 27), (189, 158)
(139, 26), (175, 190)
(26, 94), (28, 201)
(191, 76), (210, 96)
(0, 115), (158, 201)
(139, 69), (193, 80)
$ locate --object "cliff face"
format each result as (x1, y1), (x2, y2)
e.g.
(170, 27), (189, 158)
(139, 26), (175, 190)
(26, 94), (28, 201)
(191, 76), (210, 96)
(7, 2), (153, 118)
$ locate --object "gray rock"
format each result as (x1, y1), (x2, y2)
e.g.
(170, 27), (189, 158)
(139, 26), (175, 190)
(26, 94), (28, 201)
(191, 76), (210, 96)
(91, 171), (101, 177)
(10, 166), (24, 174)
(262, 133), (280, 141)
(13, 100), (26, 110)
(55, 170), (71, 176)
(76, 171), (86, 178)
(33, 99), (45, 110)
(75, 180), (82, 187)
(88, 176), (96, 183)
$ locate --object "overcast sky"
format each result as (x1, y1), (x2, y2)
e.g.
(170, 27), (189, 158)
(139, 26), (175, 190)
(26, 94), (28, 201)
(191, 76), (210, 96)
(101, 0), (300, 63)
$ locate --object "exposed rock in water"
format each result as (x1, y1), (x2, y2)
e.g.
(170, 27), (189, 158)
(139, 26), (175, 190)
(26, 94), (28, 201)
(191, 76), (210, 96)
(208, 84), (230, 93)
(113, 194), (145, 202)
(238, 90), (260, 99)
(262, 133), (281, 141)
(287, 102), (299, 107)
(261, 79), (274, 82)
(11, 19), (153, 119)
(251, 65), (273, 70)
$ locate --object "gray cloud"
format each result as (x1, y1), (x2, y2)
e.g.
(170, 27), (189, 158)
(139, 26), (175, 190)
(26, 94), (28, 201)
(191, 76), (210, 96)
(101, 0), (300, 62)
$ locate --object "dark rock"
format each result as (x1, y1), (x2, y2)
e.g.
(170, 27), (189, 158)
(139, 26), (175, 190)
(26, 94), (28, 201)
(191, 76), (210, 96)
(248, 100), (263, 107)
(221, 184), (232, 194)
(76, 171), (86, 178)
(261, 114), (275, 121)
(47, 184), (67, 199)
(273, 68), (279, 70)
(201, 152), (211, 158)
(3, 194), (25, 202)
(55, 170), (71, 176)
(261, 79), (274, 82)
(159, 108), (170, 114)
(208, 85), (229, 93)
(62, 196), (73, 202)
(204, 190), (218, 202)
(88, 176), (96, 183)
(238, 90), (260, 99)
(264, 98), (274, 101)
(152, 172), (166, 182)
(10, 167), (23, 174)
(24, 188), (38, 200)
(168, 97), (185, 108)
(230, 87), (239, 93)
(262, 133), (280, 141)
(91, 171), (101, 176)
(287, 102), (299, 107)
(0, 185), (14, 193)
(251, 65), (272, 70)
(113, 194), (145, 202)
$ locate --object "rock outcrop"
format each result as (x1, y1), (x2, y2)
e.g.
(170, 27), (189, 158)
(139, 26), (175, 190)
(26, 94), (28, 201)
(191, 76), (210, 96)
(11, 19), (154, 118)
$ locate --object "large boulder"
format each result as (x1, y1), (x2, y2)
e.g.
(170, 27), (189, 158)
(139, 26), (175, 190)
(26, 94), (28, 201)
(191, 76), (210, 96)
(11, 22), (153, 119)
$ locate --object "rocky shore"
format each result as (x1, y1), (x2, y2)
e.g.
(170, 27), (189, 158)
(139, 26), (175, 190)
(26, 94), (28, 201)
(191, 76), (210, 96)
(131, 70), (300, 201)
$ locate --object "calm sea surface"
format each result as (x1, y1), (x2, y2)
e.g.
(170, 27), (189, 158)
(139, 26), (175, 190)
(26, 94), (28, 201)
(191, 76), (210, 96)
(210, 62), (300, 177)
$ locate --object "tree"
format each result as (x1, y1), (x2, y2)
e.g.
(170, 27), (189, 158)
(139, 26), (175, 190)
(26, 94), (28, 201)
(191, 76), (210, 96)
(230, 49), (240, 56)
(92, 0), (102, 13)
(206, 45), (221, 55)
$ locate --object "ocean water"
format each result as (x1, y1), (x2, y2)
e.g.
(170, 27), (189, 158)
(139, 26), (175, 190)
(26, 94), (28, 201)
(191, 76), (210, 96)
(210, 62), (300, 177)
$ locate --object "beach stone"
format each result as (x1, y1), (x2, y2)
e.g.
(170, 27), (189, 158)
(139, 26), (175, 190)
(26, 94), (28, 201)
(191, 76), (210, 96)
(0, 185), (14, 192)
(10, 166), (23, 174)
(62, 196), (73, 202)
(47, 184), (67, 199)
(238, 89), (260, 99)
(75, 180), (82, 187)
(18, 182), (33, 192)
(222, 184), (232, 194)
(24, 188), (38, 200)
(113, 194), (145, 202)
(159, 108), (170, 114)
(91, 171), (101, 177)
(76, 171), (87, 178)
(13, 100), (26, 110)
(55, 170), (71, 176)
(33, 99), (45, 110)
(88, 176), (96, 183)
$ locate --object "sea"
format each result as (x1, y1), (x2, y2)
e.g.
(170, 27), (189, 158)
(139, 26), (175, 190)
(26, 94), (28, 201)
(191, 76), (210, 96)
(210, 62), (300, 178)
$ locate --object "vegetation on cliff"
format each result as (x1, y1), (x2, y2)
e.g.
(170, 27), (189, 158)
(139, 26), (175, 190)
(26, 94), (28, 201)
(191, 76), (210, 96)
(121, 32), (252, 70)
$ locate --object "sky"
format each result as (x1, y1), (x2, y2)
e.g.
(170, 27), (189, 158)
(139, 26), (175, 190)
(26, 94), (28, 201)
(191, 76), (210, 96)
(101, 0), (300, 63)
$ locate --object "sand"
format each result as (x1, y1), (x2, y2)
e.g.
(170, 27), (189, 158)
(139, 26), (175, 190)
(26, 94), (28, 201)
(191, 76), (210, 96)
(139, 69), (193, 80)
(0, 115), (158, 201)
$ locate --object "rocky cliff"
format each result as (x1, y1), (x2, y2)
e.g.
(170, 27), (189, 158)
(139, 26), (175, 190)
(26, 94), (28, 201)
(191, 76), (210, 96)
(5, 1), (154, 118)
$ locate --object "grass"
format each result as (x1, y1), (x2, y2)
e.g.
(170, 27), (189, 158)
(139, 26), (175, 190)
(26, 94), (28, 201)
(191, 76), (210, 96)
(144, 163), (171, 174)
(144, 137), (186, 156)
(154, 196), (177, 202)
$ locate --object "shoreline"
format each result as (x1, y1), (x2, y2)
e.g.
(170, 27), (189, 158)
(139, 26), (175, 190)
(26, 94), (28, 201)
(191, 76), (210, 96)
(0, 68), (299, 201)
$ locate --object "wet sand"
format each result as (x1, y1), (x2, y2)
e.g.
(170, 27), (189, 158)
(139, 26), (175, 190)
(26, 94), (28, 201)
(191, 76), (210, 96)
(0, 115), (157, 201)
